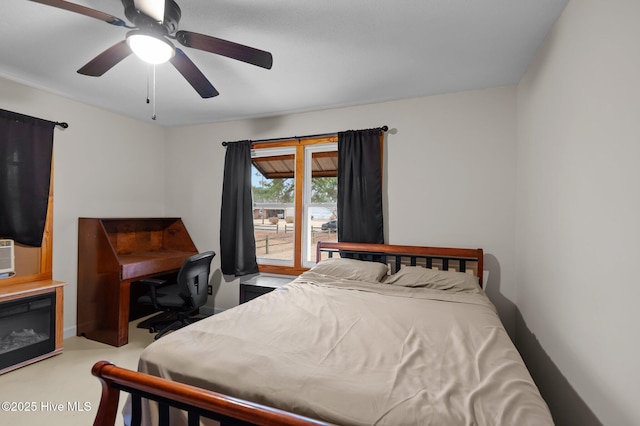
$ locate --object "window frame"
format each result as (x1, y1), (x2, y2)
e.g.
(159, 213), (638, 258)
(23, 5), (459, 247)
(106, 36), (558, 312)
(252, 136), (337, 275)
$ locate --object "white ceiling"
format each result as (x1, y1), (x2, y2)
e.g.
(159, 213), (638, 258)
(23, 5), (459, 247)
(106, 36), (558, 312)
(1, 0), (568, 127)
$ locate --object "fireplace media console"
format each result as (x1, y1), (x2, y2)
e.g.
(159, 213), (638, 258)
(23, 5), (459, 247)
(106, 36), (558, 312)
(0, 280), (64, 374)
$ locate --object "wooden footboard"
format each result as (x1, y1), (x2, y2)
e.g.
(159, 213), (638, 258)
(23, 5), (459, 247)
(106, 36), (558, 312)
(91, 361), (330, 426)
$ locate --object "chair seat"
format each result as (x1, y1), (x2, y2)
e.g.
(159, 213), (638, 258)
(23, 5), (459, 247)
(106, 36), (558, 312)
(138, 286), (188, 309)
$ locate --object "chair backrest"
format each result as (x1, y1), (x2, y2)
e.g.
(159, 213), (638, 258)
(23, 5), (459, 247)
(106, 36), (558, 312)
(177, 251), (215, 309)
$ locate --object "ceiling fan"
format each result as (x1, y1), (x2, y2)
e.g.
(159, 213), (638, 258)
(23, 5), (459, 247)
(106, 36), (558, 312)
(29, 0), (274, 98)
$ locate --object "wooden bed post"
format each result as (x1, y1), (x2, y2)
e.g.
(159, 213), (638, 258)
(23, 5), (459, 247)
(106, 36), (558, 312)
(92, 361), (121, 426)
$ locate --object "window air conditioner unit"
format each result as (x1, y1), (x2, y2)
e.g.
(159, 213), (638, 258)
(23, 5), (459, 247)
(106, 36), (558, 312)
(0, 239), (15, 275)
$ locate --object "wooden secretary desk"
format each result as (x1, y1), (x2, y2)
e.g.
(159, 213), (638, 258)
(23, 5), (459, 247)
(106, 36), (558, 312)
(77, 218), (198, 346)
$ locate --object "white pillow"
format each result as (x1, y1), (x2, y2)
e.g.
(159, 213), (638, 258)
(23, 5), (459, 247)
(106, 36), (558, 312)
(309, 257), (388, 282)
(383, 266), (480, 292)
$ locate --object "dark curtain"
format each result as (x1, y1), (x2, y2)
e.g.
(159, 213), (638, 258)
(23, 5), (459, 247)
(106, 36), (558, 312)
(220, 140), (259, 276)
(337, 129), (384, 247)
(0, 110), (55, 247)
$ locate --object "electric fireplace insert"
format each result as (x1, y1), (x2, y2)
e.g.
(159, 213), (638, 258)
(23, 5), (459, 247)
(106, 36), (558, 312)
(0, 292), (56, 372)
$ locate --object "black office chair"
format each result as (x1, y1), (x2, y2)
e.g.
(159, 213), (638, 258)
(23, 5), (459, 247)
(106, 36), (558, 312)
(137, 251), (215, 339)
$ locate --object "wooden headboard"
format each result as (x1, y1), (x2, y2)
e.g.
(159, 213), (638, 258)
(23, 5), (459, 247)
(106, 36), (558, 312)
(316, 241), (484, 288)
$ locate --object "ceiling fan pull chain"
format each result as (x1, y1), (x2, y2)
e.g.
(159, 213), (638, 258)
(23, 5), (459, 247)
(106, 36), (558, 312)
(152, 64), (157, 120)
(146, 63), (151, 105)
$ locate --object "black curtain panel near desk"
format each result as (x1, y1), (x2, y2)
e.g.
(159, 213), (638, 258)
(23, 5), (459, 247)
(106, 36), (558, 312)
(220, 140), (259, 277)
(0, 110), (55, 247)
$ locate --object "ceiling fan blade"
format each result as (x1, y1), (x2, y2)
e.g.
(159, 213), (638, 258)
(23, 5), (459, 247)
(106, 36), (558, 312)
(175, 30), (273, 70)
(170, 49), (219, 98)
(77, 41), (132, 76)
(133, 0), (164, 22)
(28, 0), (129, 27)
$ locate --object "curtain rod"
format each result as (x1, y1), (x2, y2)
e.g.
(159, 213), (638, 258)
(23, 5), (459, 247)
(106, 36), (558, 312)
(0, 108), (68, 129)
(221, 125), (388, 147)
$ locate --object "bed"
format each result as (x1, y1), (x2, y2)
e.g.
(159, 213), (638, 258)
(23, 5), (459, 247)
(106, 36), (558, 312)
(92, 241), (553, 426)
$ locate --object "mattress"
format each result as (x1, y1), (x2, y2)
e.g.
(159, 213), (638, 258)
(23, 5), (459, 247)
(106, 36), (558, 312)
(136, 270), (553, 425)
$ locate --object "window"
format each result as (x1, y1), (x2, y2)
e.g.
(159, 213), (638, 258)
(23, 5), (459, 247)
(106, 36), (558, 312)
(251, 136), (338, 274)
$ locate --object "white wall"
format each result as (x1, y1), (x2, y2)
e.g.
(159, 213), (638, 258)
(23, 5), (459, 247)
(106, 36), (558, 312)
(516, 0), (640, 424)
(165, 86), (519, 334)
(0, 76), (519, 338)
(1, 77), (167, 336)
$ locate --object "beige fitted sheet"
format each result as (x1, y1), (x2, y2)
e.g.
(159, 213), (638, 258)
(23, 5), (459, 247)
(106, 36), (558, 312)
(137, 273), (553, 425)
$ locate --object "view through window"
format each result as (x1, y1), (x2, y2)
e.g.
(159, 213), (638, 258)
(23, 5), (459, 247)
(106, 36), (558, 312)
(251, 139), (338, 272)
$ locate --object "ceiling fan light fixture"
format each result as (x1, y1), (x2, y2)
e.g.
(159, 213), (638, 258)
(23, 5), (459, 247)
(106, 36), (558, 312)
(127, 32), (174, 64)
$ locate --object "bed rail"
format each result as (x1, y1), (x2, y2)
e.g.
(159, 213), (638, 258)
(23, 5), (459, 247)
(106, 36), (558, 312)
(316, 241), (484, 287)
(91, 361), (331, 426)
